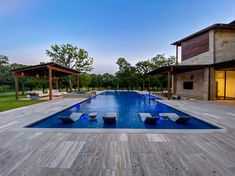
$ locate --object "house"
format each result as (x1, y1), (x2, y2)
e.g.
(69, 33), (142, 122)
(147, 20), (235, 100)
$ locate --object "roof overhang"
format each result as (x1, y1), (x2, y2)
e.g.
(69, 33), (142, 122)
(147, 59), (235, 76)
(146, 64), (209, 76)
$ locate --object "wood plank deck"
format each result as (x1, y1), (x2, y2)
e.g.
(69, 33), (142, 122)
(0, 98), (235, 176)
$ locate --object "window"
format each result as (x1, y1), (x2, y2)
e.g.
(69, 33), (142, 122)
(183, 82), (193, 89)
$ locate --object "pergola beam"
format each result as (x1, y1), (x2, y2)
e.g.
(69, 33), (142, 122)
(47, 65), (79, 76)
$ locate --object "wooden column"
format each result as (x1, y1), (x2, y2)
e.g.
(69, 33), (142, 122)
(14, 74), (19, 100)
(176, 45), (178, 65)
(77, 75), (80, 92)
(148, 77), (151, 95)
(48, 68), (52, 100)
(168, 71), (171, 100)
(55, 78), (59, 90)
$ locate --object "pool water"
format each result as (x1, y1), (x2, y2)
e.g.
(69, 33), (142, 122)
(28, 91), (219, 129)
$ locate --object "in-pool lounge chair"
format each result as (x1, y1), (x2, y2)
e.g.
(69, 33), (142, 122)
(89, 112), (98, 120)
(139, 113), (159, 124)
(58, 112), (83, 123)
(103, 112), (118, 123)
(159, 113), (191, 124)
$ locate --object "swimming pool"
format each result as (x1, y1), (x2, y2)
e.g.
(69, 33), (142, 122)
(28, 91), (219, 129)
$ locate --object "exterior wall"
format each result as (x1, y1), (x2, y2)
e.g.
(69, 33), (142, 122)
(180, 30), (214, 65)
(175, 69), (209, 100)
(215, 29), (235, 63)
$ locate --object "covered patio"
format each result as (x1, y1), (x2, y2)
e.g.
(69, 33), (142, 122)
(147, 60), (235, 100)
(12, 62), (80, 100)
(147, 64), (208, 100)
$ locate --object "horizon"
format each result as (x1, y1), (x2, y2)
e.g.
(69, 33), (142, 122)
(1, 0), (235, 74)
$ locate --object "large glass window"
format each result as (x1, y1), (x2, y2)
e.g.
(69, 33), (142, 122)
(215, 70), (235, 99)
(216, 71), (225, 98)
(226, 71), (235, 98)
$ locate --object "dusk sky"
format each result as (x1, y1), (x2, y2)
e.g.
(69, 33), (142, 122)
(1, 0), (235, 73)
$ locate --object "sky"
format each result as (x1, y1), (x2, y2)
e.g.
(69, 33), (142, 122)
(0, 0), (235, 73)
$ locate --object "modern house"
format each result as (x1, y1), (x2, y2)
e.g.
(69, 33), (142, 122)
(147, 20), (235, 100)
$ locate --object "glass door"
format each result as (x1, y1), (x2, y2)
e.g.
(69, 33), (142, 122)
(215, 71), (225, 99)
(226, 71), (235, 99)
(216, 70), (235, 100)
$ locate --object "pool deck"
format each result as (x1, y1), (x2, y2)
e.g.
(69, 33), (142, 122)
(0, 97), (235, 175)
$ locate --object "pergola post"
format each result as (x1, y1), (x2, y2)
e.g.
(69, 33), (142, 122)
(14, 73), (19, 100)
(48, 68), (52, 100)
(168, 71), (172, 100)
(77, 75), (80, 92)
(55, 78), (59, 90)
(176, 45), (178, 65)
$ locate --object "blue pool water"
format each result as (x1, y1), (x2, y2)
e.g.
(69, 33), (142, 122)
(28, 91), (219, 129)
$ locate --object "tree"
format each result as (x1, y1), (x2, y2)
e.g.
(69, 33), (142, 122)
(150, 54), (175, 69)
(149, 54), (175, 91)
(102, 73), (115, 89)
(135, 60), (152, 90)
(0, 55), (9, 66)
(46, 44), (94, 91)
(116, 58), (140, 90)
(79, 73), (91, 91)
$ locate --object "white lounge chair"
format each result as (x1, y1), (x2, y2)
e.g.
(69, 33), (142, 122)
(159, 113), (191, 124)
(103, 112), (118, 123)
(89, 112), (98, 120)
(159, 113), (178, 120)
(58, 112), (83, 123)
(139, 113), (159, 124)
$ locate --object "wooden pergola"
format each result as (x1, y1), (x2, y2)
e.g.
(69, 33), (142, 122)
(12, 62), (80, 100)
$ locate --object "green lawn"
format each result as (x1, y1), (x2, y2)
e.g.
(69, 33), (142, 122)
(0, 92), (47, 112)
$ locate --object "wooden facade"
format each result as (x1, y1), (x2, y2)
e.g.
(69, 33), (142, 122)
(181, 32), (209, 61)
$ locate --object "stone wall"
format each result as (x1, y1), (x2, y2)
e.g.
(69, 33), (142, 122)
(175, 69), (209, 100)
(180, 30), (214, 65)
(209, 67), (216, 100)
(215, 29), (235, 63)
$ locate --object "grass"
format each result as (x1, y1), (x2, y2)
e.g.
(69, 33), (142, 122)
(0, 92), (47, 112)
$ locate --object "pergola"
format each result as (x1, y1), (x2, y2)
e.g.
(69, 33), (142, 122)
(12, 62), (80, 100)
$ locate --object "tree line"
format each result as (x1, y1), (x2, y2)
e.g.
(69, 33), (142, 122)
(0, 44), (175, 93)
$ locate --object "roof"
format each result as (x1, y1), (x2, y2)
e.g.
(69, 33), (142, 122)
(12, 62), (80, 77)
(146, 59), (235, 76)
(172, 21), (235, 46)
(146, 64), (209, 75)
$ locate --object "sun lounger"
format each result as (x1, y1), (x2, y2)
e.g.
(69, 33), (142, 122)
(89, 112), (98, 120)
(58, 112), (83, 123)
(174, 116), (191, 124)
(159, 113), (178, 120)
(159, 113), (191, 124)
(139, 113), (159, 124)
(103, 112), (118, 123)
